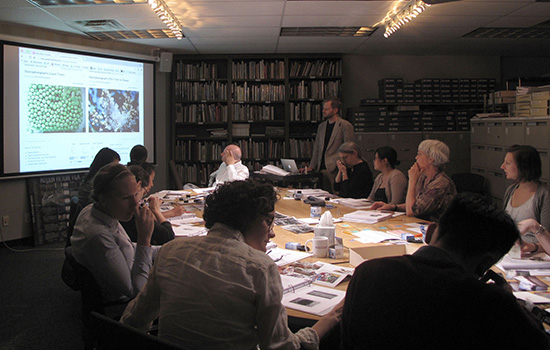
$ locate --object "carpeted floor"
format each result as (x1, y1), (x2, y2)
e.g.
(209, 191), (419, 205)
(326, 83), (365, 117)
(0, 240), (83, 350)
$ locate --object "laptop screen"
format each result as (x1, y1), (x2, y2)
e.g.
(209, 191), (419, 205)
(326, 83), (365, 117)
(280, 159), (299, 173)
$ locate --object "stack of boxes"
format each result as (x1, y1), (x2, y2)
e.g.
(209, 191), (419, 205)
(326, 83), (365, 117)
(530, 89), (550, 117)
(352, 77), (490, 132)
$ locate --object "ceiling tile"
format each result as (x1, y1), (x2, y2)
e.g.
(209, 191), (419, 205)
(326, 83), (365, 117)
(171, 1), (285, 18)
(184, 26), (280, 37)
(44, 3), (156, 20)
(0, 8), (57, 22)
(0, 0), (36, 8)
(182, 16), (282, 29)
(507, 2), (550, 16)
(282, 15), (383, 27)
(486, 16), (550, 27)
(284, 1), (401, 16)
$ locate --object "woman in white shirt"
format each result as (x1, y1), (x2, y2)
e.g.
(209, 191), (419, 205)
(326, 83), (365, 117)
(501, 144), (550, 255)
(71, 163), (158, 301)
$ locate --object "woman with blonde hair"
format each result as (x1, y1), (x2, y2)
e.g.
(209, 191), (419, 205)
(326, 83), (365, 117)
(372, 139), (456, 221)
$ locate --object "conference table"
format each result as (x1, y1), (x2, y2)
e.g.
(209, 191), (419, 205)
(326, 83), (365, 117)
(161, 188), (550, 327)
(270, 189), (425, 319)
(161, 188), (427, 320)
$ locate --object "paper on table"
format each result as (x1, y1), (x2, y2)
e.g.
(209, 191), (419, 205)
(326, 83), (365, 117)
(267, 247), (312, 266)
(168, 216), (204, 225)
(298, 217), (343, 225)
(281, 283), (346, 316)
(342, 210), (393, 224)
(496, 253), (550, 271)
(513, 291), (550, 304)
(193, 187), (216, 193)
(172, 224), (207, 237)
(333, 198), (373, 209)
(352, 229), (404, 244)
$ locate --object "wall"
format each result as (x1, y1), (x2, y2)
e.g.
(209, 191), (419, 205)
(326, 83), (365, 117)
(500, 56), (550, 84)
(0, 23), (169, 243)
(341, 55), (501, 111)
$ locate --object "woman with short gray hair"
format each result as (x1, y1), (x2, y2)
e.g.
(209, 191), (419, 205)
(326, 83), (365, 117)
(372, 139), (456, 221)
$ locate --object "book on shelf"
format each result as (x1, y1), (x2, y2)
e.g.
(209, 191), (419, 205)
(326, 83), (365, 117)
(280, 274), (346, 316)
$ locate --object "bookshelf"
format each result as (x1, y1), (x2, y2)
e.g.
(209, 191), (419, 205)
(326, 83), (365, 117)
(171, 55), (342, 187)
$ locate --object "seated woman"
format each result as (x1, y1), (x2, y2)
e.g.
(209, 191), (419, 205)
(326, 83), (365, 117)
(140, 162), (185, 218)
(120, 180), (342, 350)
(333, 141), (373, 198)
(501, 145), (550, 254)
(372, 139), (456, 221)
(121, 165), (175, 246)
(128, 144), (148, 165)
(71, 163), (159, 301)
(367, 146), (407, 204)
(78, 147), (120, 207)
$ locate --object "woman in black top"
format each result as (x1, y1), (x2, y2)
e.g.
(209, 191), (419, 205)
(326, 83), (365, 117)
(333, 141), (373, 198)
(121, 165), (175, 245)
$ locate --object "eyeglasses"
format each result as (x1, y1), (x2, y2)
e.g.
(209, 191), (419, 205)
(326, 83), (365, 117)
(264, 214), (275, 231)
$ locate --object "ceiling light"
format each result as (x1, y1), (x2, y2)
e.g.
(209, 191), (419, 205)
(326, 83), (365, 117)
(147, 0), (183, 40)
(280, 26), (375, 37)
(383, 0), (430, 38)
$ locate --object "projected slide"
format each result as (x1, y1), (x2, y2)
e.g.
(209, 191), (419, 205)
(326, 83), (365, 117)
(2, 44), (154, 175)
(88, 88), (139, 132)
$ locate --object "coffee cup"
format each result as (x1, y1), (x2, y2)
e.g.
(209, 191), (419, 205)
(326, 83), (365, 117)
(304, 236), (329, 258)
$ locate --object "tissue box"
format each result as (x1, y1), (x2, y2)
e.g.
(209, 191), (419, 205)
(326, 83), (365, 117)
(314, 226), (336, 246)
(349, 244), (420, 267)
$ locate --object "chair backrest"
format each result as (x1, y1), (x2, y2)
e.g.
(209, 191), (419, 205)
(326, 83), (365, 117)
(89, 312), (184, 350)
(451, 172), (485, 195)
(66, 196), (84, 248)
(169, 160), (183, 189)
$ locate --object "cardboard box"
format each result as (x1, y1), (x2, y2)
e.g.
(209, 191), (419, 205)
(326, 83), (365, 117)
(349, 244), (421, 267)
(532, 91), (550, 100)
(531, 99), (549, 109)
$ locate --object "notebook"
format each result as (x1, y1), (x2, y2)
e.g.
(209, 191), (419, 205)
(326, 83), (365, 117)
(281, 159), (300, 174)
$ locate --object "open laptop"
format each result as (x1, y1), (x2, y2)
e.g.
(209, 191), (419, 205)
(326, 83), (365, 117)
(280, 159), (300, 174)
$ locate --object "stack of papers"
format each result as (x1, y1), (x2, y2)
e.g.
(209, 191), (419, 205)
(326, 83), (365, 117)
(342, 210), (393, 224)
(333, 198), (372, 209)
(288, 189), (334, 198)
(351, 229), (403, 244)
(496, 253), (550, 271)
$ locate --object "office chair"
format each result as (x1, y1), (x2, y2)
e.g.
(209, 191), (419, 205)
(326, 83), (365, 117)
(89, 312), (184, 350)
(65, 196), (83, 248)
(451, 172), (485, 195)
(63, 245), (129, 349)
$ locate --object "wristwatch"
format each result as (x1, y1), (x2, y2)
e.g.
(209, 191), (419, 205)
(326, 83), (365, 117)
(393, 204), (398, 211)
(534, 224), (546, 236)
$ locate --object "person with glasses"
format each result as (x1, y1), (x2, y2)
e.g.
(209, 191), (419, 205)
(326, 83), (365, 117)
(71, 163), (159, 302)
(333, 141), (373, 198)
(367, 146), (407, 205)
(372, 139), (456, 222)
(341, 193), (548, 349)
(121, 165), (175, 246)
(121, 180), (343, 350)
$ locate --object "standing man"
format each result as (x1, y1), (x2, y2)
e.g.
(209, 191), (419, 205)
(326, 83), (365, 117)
(302, 97), (355, 192)
(209, 144), (249, 186)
